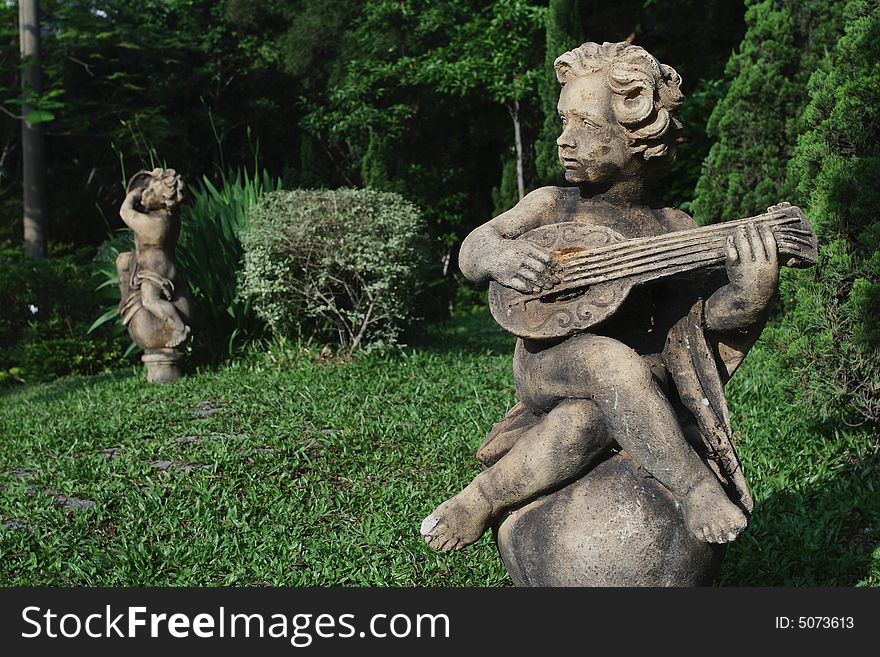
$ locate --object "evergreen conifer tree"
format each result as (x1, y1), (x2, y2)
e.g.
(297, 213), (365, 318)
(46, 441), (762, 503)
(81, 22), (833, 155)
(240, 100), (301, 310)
(775, 0), (880, 425)
(535, 0), (582, 185)
(692, 0), (843, 225)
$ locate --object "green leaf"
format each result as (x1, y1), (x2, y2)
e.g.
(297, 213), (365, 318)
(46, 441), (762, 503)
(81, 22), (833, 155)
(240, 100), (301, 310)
(25, 110), (55, 125)
(88, 306), (120, 334)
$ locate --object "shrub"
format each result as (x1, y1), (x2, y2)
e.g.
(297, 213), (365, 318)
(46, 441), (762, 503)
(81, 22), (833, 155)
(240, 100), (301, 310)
(774, 0), (880, 426)
(0, 247), (128, 384)
(92, 168), (282, 362)
(240, 188), (429, 353)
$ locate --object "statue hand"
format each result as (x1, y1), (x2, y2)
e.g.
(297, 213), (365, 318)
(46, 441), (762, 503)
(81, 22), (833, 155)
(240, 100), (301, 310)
(123, 187), (142, 207)
(487, 241), (562, 294)
(724, 224), (779, 313)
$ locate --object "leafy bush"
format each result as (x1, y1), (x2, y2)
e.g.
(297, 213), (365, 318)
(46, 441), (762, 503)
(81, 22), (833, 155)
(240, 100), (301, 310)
(92, 168), (282, 362)
(240, 188), (429, 353)
(0, 247), (128, 384)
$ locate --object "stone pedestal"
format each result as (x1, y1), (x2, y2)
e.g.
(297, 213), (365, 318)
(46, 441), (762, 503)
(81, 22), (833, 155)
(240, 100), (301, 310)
(142, 349), (184, 383)
(494, 450), (725, 587)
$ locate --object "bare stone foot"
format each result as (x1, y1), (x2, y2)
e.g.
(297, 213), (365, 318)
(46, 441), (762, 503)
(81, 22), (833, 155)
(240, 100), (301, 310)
(679, 477), (748, 544)
(420, 484), (493, 552)
(167, 321), (191, 348)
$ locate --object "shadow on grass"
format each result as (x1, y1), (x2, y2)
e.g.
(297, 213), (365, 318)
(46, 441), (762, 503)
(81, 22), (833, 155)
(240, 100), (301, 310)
(719, 451), (880, 586)
(0, 370), (137, 407)
(410, 309), (517, 356)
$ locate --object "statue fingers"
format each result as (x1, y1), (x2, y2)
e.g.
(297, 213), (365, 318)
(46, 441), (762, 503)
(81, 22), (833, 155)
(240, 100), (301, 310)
(746, 223), (763, 260)
(509, 274), (537, 294)
(135, 270), (163, 286)
(733, 226), (752, 262)
(725, 235), (739, 265)
(522, 243), (554, 265)
(137, 271), (174, 298)
(759, 224), (778, 266)
(515, 267), (540, 285)
(521, 258), (562, 288)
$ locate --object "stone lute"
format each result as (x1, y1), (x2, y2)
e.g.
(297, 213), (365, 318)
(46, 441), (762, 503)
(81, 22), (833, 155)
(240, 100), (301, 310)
(489, 203), (818, 340)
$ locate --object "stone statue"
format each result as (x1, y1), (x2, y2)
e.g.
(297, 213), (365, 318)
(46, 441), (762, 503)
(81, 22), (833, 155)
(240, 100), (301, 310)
(420, 42), (817, 585)
(116, 167), (193, 383)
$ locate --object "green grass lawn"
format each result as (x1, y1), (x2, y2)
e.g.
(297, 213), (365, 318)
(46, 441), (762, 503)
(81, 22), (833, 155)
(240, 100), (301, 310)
(1, 311), (877, 586)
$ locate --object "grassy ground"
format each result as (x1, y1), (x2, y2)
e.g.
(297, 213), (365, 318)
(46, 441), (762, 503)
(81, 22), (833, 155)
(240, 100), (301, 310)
(1, 311), (877, 586)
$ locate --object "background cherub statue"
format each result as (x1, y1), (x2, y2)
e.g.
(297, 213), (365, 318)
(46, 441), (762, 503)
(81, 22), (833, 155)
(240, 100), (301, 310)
(116, 167), (194, 382)
(420, 42), (816, 585)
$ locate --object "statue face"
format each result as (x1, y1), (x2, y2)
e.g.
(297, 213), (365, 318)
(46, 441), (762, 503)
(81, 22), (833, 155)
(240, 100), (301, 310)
(141, 177), (179, 211)
(556, 72), (633, 185)
(140, 182), (164, 211)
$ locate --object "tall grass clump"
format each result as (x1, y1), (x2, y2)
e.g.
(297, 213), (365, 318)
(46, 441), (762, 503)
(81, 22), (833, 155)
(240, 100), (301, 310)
(240, 188), (429, 354)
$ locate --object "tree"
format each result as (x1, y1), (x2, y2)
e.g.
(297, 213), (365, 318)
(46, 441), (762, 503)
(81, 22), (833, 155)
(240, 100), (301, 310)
(418, 0), (546, 201)
(691, 0), (844, 225)
(775, 0), (880, 426)
(295, 1), (540, 281)
(535, 0), (582, 185)
(19, 0), (47, 258)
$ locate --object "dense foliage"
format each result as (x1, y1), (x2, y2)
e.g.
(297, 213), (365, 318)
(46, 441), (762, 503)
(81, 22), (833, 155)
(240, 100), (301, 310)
(240, 189), (429, 353)
(0, 247), (127, 384)
(774, 0), (880, 426)
(691, 0), (844, 225)
(1, 1), (299, 248)
(1, 1), (747, 293)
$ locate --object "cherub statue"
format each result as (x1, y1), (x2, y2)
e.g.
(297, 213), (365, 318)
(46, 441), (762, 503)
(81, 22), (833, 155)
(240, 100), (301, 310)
(116, 168), (193, 382)
(420, 42), (816, 581)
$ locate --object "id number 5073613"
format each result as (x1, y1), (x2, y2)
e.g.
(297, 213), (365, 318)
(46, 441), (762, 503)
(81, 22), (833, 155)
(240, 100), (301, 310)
(775, 617), (854, 629)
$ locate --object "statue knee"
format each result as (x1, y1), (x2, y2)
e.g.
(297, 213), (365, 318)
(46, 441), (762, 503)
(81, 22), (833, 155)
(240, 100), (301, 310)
(569, 337), (655, 399)
(582, 336), (653, 385)
(546, 399), (609, 453)
(115, 251), (132, 275)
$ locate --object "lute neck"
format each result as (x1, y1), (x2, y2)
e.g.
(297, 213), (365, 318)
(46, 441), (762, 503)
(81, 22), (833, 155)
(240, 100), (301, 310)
(513, 207), (816, 308)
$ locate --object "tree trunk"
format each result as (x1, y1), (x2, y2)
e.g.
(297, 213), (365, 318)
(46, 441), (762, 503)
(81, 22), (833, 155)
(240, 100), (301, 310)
(508, 100), (525, 200)
(19, 0), (47, 259)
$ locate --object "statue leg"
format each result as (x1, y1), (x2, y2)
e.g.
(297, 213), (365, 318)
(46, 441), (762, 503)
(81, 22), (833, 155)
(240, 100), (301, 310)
(524, 335), (747, 544)
(421, 398), (610, 552)
(116, 251), (133, 301)
(140, 281), (190, 348)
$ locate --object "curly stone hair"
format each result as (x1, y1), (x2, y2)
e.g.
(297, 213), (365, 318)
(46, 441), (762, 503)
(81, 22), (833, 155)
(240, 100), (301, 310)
(127, 167), (186, 210)
(555, 42), (683, 166)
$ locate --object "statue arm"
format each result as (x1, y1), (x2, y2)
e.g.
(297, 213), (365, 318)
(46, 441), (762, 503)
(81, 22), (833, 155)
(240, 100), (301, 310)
(656, 208), (776, 381)
(119, 191), (156, 234)
(705, 223), (779, 380)
(459, 187), (561, 293)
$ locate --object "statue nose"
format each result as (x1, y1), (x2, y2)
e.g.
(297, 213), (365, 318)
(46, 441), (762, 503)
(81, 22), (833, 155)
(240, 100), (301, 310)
(557, 128), (575, 148)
